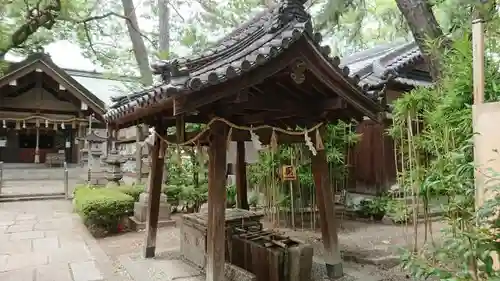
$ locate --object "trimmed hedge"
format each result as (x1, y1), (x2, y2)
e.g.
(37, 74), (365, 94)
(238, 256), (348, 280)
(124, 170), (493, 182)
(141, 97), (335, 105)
(115, 185), (144, 201)
(74, 186), (135, 237)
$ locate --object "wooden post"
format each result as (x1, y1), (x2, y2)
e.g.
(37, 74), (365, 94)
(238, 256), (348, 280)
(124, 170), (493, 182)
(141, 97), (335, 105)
(135, 125), (143, 185)
(143, 123), (167, 258)
(473, 18), (485, 106)
(473, 18), (485, 208)
(206, 121), (228, 281)
(235, 141), (249, 210)
(311, 127), (343, 279)
(34, 126), (40, 164)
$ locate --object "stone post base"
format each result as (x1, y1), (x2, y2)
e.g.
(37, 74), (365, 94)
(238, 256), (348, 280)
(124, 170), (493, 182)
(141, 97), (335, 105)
(105, 180), (125, 188)
(128, 192), (176, 231)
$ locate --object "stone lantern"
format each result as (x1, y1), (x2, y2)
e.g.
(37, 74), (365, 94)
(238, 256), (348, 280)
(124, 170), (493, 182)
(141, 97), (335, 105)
(79, 131), (107, 185)
(103, 149), (127, 187)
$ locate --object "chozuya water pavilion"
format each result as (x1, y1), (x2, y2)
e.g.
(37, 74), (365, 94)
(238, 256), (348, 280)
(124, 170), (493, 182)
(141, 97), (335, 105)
(105, 0), (386, 280)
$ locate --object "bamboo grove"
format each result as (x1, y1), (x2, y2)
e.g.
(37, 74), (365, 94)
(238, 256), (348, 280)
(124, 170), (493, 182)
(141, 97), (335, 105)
(390, 33), (500, 280)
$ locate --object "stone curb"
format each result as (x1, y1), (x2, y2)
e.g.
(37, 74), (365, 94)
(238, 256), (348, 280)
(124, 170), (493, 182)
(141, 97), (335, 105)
(77, 222), (134, 281)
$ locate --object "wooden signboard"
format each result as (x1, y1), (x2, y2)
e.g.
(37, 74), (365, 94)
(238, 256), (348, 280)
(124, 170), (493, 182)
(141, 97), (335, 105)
(281, 165), (296, 181)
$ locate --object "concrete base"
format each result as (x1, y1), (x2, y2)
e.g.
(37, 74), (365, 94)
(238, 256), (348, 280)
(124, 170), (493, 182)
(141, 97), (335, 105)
(133, 193), (171, 222)
(89, 177), (107, 186)
(105, 181), (125, 188)
(128, 216), (176, 231)
(133, 201), (172, 221)
(326, 262), (344, 279)
(129, 192), (174, 231)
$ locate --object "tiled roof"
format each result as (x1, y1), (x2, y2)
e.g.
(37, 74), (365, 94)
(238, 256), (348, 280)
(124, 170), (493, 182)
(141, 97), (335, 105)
(4, 54), (142, 108)
(2, 53), (143, 115)
(341, 41), (432, 89)
(66, 70), (141, 107)
(105, 0), (383, 122)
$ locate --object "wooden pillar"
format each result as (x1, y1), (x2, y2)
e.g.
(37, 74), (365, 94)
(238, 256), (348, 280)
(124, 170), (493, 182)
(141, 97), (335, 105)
(206, 121), (228, 281)
(34, 127), (40, 164)
(135, 125), (143, 184)
(311, 127), (343, 279)
(235, 141), (249, 209)
(143, 122), (167, 258)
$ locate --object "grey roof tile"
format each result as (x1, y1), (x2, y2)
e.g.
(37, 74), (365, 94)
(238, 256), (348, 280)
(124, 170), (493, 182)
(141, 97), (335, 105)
(341, 41), (432, 90)
(105, 0), (383, 121)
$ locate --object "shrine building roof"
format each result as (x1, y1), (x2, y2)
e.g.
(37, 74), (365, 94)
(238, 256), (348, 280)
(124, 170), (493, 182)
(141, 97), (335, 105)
(105, 0), (387, 128)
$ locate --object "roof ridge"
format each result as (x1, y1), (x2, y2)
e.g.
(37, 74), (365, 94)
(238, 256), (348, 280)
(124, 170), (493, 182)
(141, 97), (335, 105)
(150, 0), (312, 82)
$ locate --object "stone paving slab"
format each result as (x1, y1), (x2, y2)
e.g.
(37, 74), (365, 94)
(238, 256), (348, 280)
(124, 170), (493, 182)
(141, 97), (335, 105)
(118, 249), (205, 281)
(0, 200), (112, 281)
(70, 261), (104, 281)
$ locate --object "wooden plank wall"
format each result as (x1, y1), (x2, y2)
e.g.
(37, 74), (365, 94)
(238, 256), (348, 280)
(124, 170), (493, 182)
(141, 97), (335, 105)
(347, 119), (396, 194)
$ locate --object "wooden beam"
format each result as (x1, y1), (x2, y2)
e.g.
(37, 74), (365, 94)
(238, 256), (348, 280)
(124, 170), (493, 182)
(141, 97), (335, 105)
(160, 127), (319, 145)
(0, 107), (79, 116)
(206, 121), (228, 281)
(311, 126), (343, 279)
(172, 45), (302, 116)
(299, 38), (382, 121)
(144, 121), (167, 258)
(235, 141), (249, 210)
(219, 97), (309, 112)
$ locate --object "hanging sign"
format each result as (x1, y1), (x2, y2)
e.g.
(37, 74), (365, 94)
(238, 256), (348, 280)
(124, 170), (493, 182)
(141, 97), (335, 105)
(281, 165), (297, 181)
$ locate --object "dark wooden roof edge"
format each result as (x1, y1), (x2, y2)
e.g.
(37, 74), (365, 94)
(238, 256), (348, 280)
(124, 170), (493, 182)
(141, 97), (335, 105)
(1, 53), (107, 117)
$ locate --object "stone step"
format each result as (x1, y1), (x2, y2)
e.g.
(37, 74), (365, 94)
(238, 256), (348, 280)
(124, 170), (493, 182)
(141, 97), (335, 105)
(0, 193), (66, 202)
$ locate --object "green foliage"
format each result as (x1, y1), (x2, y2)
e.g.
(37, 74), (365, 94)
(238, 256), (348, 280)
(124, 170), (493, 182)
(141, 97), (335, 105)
(390, 33), (500, 279)
(386, 199), (412, 224)
(73, 186), (134, 237)
(115, 184), (144, 201)
(226, 184), (237, 208)
(248, 189), (260, 207)
(356, 196), (388, 219)
(179, 184), (208, 212)
(401, 189), (500, 280)
(163, 184), (183, 205)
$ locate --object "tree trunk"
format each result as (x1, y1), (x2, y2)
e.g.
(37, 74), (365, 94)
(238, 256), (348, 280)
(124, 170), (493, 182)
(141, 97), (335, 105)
(0, 0), (62, 59)
(121, 0), (154, 185)
(394, 0), (447, 80)
(121, 0), (153, 85)
(158, 0), (171, 184)
(158, 0), (170, 56)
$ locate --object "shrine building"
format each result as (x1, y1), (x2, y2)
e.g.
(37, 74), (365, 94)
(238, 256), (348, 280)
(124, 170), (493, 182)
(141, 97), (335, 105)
(0, 53), (136, 164)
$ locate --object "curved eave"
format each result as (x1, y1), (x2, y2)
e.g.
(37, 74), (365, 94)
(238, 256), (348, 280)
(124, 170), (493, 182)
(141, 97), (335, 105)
(105, 23), (308, 124)
(105, 23), (386, 126)
(299, 37), (385, 122)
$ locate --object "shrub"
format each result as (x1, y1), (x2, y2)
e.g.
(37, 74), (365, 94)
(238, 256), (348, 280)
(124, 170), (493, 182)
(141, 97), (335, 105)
(163, 184), (183, 205)
(74, 187), (134, 237)
(115, 185), (144, 201)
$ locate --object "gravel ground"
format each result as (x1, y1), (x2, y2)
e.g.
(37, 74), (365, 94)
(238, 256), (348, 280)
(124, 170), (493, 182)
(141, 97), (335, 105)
(266, 219), (447, 265)
(97, 214), (446, 281)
